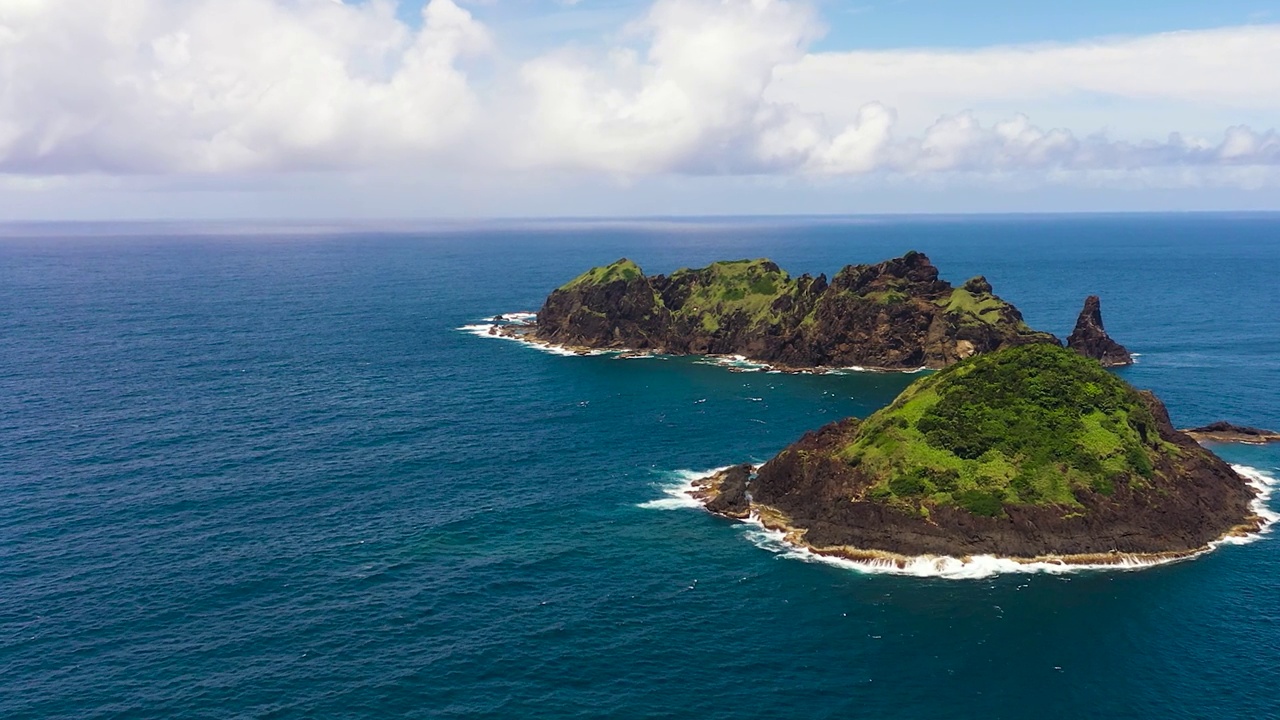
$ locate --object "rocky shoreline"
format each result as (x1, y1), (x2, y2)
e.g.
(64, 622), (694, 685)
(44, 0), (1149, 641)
(688, 464), (1271, 571)
(487, 320), (929, 373)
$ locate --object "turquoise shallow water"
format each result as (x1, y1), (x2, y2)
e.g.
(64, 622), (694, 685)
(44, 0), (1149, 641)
(2, 215), (1279, 718)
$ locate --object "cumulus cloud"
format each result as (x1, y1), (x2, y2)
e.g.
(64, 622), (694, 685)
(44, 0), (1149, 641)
(0, 0), (489, 174)
(1, 0), (1279, 187)
(511, 0), (822, 174)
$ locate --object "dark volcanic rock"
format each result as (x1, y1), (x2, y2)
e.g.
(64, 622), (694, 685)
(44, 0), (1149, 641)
(1183, 422), (1280, 445)
(703, 464), (753, 518)
(1067, 295), (1133, 367)
(533, 253), (1059, 370)
(963, 275), (993, 294)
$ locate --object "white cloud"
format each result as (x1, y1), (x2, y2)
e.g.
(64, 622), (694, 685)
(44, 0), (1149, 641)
(511, 0), (821, 174)
(774, 25), (1280, 122)
(1, 0), (1279, 192)
(0, 0), (488, 174)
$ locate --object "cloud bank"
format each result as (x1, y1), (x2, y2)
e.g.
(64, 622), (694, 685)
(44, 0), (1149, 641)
(2, 0), (1279, 187)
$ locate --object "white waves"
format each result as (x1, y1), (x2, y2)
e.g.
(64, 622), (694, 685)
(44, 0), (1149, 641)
(457, 311), (643, 359)
(738, 517), (1197, 580)
(636, 467), (733, 511)
(642, 463), (1279, 580)
(693, 355), (774, 372)
(1215, 464), (1280, 547)
(462, 315), (929, 375)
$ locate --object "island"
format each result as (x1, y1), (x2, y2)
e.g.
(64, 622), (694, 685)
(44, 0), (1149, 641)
(691, 343), (1262, 564)
(512, 252), (1060, 370)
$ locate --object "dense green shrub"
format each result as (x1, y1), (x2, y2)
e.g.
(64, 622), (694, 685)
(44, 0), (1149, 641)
(915, 344), (1155, 481)
(889, 473), (928, 496)
(840, 344), (1166, 516)
(749, 277), (777, 295)
(955, 489), (1005, 517)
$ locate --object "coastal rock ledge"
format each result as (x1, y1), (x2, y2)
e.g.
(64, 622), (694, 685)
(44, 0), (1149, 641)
(693, 344), (1262, 564)
(520, 252), (1058, 370)
(1183, 422), (1280, 445)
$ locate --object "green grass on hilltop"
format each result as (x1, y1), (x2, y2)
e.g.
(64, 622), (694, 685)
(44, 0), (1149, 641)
(935, 287), (1011, 327)
(555, 256), (1041, 340)
(560, 259), (644, 290)
(668, 259), (796, 330)
(839, 343), (1173, 517)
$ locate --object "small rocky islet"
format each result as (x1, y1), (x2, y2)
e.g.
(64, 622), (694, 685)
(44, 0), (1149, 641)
(500, 252), (1269, 564)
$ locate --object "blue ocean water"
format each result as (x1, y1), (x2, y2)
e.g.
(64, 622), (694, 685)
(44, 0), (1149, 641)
(2, 215), (1279, 719)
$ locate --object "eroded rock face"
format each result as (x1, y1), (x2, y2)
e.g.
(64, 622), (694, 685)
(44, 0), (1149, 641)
(533, 253), (1059, 370)
(1066, 295), (1133, 367)
(703, 464), (753, 518)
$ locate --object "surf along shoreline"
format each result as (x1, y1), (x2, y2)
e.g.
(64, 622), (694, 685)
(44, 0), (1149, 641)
(681, 463), (1278, 577)
(466, 313), (928, 374)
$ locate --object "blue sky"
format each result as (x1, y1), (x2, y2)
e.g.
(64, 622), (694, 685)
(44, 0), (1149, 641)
(430, 0), (1280, 51)
(810, 0), (1277, 48)
(2, 0), (1279, 219)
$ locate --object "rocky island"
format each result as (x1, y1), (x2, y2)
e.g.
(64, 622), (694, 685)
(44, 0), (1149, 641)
(510, 252), (1059, 370)
(692, 343), (1262, 564)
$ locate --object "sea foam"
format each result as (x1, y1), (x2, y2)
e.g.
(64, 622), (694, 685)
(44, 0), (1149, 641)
(458, 312), (642, 359)
(636, 468), (734, 511)
(464, 313), (928, 375)
(644, 464), (1279, 580)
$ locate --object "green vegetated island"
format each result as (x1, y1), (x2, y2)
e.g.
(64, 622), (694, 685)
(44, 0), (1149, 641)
(695, 344), (1261, 563)
(495, 252), (1267, 564)
(503, 251), (1131, 370)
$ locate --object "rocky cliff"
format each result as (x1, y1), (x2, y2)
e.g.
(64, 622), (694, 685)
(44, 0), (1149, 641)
(531, 252), (1058, 370)
(1066, 295), (1133, 367)
(697, 344), (1259, 561)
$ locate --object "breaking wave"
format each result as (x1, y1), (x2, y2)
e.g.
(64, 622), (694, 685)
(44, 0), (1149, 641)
(463, 313), (930, 375)
(636, 468), (734, 511)
(642, 464), (1278, 580)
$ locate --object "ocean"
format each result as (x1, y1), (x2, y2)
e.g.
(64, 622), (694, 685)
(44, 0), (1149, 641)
(2, 214), (1278, 719)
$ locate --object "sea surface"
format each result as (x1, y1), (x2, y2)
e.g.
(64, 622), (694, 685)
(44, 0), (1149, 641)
(2, 214), (1279, 719)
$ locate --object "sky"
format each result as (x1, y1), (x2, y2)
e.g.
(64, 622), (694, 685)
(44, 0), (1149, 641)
(2, 0), (1279, 219)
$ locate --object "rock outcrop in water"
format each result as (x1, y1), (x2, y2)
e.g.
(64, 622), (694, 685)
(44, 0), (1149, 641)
(1183, 422), (1280, 445)
(695, 344), (1260, 562)
(1067, 295), (1133, 367)
(691, 464), (753, 519)
(524, 252), (1058, 370)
